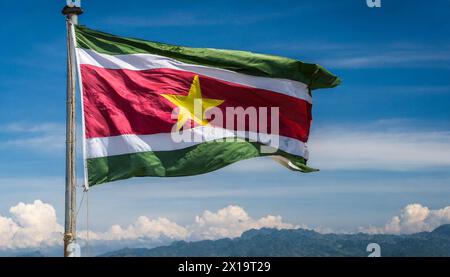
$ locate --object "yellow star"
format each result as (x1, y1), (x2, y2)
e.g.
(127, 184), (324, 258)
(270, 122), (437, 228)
(161, 75), (224, 131)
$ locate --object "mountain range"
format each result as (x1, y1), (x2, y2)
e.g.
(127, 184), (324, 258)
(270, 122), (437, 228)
(100, 224), (450, 257)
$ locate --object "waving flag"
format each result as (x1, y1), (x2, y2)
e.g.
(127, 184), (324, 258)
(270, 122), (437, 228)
(74, 26), (340, 186)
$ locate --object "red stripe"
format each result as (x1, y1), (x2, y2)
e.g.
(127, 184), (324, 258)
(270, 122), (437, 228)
(81, 65), (312, 142)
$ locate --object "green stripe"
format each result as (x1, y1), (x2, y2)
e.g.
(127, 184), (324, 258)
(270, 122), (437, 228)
(75, 25), (340, 90)
(87, 140), (316, 186)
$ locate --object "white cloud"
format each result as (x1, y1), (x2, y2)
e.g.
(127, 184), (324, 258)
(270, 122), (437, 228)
(323, 50), (450, 69)
(0, 122), (65, 153)
(189, 205), (297, 240)
(221, 122), (450, 173)
(360, 204), (450, 234)
(85, 216), (188, 242)
(85, 205), (296, 242)
(0, 200), (63, 249)
(0, 122), (64, 134)
(264, 42), (450, 69)
(308, 127), (450, 171)
(2, 200), (450, 250)
(0, 201), (296, 250)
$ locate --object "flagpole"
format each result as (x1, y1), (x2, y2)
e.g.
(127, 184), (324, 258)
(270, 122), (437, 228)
(62, 1), (83, 257)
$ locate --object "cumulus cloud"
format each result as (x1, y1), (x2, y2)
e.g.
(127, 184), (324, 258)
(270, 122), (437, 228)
(360, 204), (450, 234)
(189, 205), (297, 240)
(0, 201), (295, 250)
(0, 200), (63, 249)
(2, 200), (450, 250)
(83, 216), (188, 242)
(101, 203), (450, 239)
(84, 205), (296, 242)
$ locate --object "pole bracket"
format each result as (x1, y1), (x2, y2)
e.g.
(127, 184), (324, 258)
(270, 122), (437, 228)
(62, 5), (84, 16)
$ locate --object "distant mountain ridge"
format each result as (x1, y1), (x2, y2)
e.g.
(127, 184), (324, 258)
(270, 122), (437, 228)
(16, 251), (45, 257)
(101, 224), (450, 257)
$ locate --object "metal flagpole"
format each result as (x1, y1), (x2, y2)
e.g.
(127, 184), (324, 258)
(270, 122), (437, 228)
(62, 0), (83, 257)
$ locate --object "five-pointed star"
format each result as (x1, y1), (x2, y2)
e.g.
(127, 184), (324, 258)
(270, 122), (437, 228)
(161, 75), (224, 131)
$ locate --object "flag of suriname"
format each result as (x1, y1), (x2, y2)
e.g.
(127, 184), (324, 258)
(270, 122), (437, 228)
(74, 26), (340, 187)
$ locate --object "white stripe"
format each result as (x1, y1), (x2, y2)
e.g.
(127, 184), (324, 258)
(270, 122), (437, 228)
(76, 48), (312, 104)
(72, 24), (90, 190)
(86, 126), (308, 159)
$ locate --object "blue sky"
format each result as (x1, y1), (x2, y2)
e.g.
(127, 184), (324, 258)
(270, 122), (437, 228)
(0, 0), (450, 253)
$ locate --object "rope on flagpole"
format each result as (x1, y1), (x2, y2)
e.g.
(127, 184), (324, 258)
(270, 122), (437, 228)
(85, 187), (90, 257)
(76, 189), (86, 217)
(74, 187), (90, 256)
(74, 188), (90, 256)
